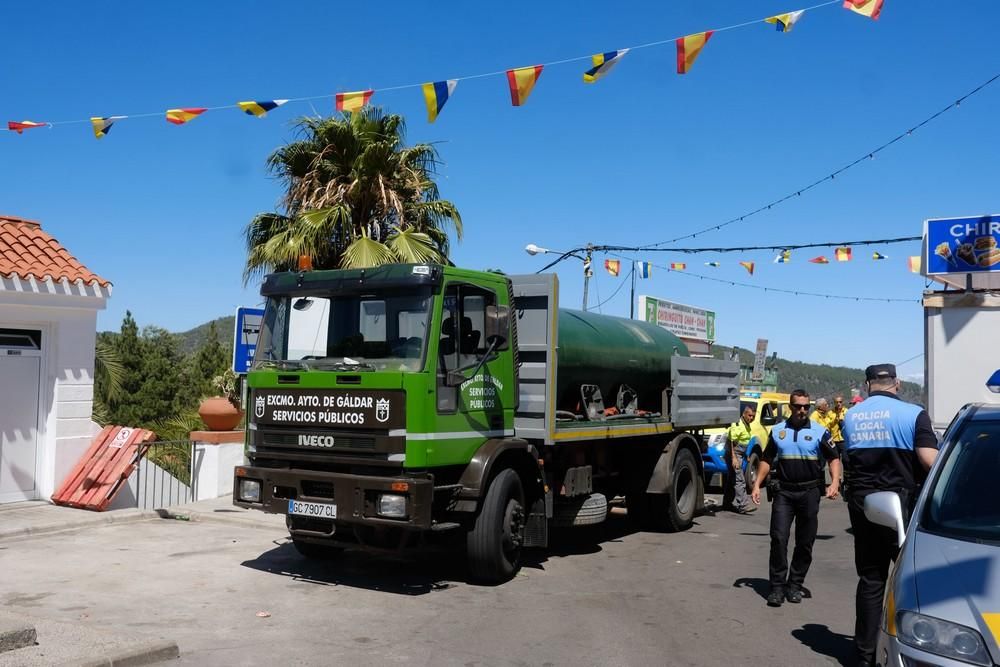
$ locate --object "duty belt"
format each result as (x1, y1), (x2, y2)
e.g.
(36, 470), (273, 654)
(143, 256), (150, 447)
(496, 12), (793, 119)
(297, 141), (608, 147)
(774, 479), (822, 491)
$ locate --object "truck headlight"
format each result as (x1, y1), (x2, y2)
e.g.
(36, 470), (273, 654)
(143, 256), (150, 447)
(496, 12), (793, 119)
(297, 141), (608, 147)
(897, 611), (991, 666)
(377, 494), (407, 518)
(239, 479), (262, 503)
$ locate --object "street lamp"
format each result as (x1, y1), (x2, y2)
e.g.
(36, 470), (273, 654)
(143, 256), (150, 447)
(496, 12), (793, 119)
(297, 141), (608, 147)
(524, 243), (596, 311)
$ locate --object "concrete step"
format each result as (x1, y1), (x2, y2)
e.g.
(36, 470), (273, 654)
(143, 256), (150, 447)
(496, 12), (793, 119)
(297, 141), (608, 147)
(0, 611), (177, 667)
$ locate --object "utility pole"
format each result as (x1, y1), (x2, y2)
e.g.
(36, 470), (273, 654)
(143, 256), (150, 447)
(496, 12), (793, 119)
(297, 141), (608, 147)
(582, 243), (594, 311)
(629, 261), (636, 319)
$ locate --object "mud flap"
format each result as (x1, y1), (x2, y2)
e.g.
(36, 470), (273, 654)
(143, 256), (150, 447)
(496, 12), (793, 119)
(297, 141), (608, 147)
(523, 491), (551, 548)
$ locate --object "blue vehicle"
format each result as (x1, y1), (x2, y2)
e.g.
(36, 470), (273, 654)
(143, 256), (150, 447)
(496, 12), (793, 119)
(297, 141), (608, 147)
(702, 393), (791, 493)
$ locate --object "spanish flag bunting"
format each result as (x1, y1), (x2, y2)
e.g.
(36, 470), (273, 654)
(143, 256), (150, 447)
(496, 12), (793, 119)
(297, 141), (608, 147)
(835, 247), (853, 262)
(166, 108), (207, 125)
(507, 66), (543, 106)
(583, 49), (629, 83)
(8, 120), (47, 133)
(809, 256), (830, 264)
(774, 249), (792, 263)
(705, 261), (720, 268)
(237, 100), (288, 118)
(872, 251), (888, 260)
(605, 259), (621, 277)
(908, 256), (921, 273)
(676, 31), (713, 74)
(765, 10), (805, 32)
(843, 0), (883, 20)
(739, 261), (755, 275)
(422, 80), (457, 123)
(670, 263), (687, 271)
(336, 90), (374, 113)
(636, 261), (652, 278)
(90, 116), (125, 139)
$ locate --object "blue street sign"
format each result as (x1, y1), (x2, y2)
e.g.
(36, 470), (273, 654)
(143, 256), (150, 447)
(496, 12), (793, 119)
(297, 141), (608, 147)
(233, 307), (264, 374)
(925, 214), (1000, 275)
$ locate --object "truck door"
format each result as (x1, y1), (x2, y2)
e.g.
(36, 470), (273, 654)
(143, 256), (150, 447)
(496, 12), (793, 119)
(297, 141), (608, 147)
(430, 282), (513, 467)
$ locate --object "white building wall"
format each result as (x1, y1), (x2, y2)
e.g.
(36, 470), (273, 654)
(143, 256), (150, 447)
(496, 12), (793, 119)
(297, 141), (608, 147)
(0, 293), (107, 502)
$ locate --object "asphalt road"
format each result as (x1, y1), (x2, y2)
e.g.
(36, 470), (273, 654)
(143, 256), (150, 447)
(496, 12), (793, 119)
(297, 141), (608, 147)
(0, 495), (859, 666)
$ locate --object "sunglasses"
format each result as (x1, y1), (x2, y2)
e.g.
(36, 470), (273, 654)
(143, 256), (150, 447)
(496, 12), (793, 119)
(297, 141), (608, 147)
(791, 404), (811, 411)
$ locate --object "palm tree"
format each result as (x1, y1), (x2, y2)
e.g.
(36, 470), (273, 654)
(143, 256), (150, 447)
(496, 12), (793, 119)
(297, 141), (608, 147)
(243, 108), (463, 284)
(93, 338), (125, 425)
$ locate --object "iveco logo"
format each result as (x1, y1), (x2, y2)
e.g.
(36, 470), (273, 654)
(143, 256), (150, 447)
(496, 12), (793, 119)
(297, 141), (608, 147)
(298, 435), (335, 448)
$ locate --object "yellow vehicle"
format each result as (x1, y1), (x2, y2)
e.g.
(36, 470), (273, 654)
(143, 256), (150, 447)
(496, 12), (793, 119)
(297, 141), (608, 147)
(702, 391), (792, 491)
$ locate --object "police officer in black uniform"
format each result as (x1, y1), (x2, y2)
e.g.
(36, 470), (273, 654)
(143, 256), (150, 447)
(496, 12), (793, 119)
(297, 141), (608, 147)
(751, 389), (841, 607)
(842, 364), (938, 667)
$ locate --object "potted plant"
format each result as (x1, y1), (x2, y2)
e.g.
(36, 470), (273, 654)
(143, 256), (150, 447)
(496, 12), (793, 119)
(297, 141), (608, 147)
(198, 368), (244, 431)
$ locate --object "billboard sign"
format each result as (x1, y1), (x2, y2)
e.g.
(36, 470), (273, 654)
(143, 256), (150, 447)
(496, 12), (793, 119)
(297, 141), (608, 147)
(233, 307), (264, 374)
(751, 338), (768, 382)
(925, 214), (1000, 275)
(640, 295), (716, 342)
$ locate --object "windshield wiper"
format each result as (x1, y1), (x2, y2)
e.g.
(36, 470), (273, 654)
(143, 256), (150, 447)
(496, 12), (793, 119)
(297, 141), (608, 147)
(308, 358), (376, 371)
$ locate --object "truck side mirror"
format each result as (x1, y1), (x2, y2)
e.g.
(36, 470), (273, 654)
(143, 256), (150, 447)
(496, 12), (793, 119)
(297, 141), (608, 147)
(484, 304), (510, 350)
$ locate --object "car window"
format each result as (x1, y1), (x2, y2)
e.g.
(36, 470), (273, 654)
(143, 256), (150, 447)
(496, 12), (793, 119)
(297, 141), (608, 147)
(922, 419), (1000, 543)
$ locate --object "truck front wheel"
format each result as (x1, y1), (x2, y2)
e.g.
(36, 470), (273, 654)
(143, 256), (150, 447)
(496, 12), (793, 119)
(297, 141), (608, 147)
(467, 469), (526, 584)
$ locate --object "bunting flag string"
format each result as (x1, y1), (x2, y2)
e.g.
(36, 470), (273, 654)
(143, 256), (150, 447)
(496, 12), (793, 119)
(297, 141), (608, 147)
(422, 80), (457, 123)
(605, 259), (621, 276)
(704, 261), (721, 267)
(810, 256), (831, 264)
(636, 261), (652, 278)
(670, 262), (687, 270)
(774, 249), (792, 263)
(739, 261), (755, 275)
(583, 49), (629, 83)
(4, 0), (883, 138)
(237, 100), (288, 117)
(676, 31), (713, 74)
(507, 66), (544, 106)
(635, 258), (918, 303)
(835, 246), (853, 262)
(90, 116), (125, 139)
(336, 90), (374, 113)
(166, 108), (207, 125)
(844, 0), (883, 20)
(765, 10), (806, 32)
(873, 251), (888, 260)
(908, 256), (922, 273)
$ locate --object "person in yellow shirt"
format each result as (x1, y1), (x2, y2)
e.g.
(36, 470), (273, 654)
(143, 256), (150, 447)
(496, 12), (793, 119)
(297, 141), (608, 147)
(811, 398), (837, 433)
(723, 404), (757, 514)
(831, 394), (847, 454)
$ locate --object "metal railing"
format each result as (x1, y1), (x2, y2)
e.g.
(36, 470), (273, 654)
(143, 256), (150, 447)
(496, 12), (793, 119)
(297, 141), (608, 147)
(132, 440), (197, 511)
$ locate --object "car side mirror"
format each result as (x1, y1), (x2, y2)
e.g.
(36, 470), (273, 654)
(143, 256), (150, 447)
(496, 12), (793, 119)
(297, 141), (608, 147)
(864, 491), (906, 544)
(484, 304), (510, 351)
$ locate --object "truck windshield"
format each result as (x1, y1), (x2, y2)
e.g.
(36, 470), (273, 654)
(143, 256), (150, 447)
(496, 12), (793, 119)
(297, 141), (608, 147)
(253, 287), (433, 372)
(922, 419), (1000, 544)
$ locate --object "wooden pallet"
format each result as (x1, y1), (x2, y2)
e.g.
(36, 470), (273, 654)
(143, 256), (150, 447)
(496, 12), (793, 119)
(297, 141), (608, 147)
(51, 426), (156, 512)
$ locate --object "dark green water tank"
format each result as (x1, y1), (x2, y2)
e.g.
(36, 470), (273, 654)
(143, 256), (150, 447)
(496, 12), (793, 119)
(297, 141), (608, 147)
(555, 309), (689, 414)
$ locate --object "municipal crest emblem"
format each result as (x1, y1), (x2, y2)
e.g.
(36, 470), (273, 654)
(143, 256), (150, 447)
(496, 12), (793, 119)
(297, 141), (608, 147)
(375, 397), (391, 423)
(254, 395), (266, 419)
(778, 430), (787, 439)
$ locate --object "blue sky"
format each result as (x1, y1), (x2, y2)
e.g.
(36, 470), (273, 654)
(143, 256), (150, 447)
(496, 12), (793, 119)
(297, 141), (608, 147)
(3, 0), (997, 377)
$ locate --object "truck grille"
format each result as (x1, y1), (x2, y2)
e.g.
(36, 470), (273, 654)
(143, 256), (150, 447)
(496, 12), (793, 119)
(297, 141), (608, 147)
(260, 431), (376, 450)
(301, 480), (335, 499)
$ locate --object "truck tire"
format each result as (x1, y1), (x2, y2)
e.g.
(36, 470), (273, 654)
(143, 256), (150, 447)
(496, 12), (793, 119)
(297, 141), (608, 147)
(291, 537), (344, 560)
(661, 448), (700, 532)
(628, 448), (701, 532)
(467, 468), (526, 584)
(745, 450), (761, 494)
(552, 493), (608, 528)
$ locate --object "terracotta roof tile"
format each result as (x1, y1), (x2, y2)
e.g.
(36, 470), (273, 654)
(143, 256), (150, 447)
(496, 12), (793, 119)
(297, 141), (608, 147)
(0, 215), (110, 287)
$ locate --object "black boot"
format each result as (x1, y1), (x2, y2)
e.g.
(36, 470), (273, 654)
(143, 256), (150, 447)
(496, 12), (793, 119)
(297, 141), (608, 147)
(767, 588), (785, 607)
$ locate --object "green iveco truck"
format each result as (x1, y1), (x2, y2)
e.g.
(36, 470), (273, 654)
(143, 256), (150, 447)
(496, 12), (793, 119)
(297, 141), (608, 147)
(234, 263), (738, 583)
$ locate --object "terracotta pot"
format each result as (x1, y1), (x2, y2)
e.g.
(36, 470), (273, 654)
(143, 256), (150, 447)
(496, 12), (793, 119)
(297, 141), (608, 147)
(198, 397), (244, 431)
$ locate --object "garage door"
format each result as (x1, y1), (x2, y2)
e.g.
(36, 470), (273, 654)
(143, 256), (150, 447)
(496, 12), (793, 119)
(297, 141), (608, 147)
(0, 329), (42, 503)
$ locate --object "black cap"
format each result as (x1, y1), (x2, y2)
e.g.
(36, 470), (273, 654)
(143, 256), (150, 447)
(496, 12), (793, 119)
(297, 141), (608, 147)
(865, 364), (897, 381)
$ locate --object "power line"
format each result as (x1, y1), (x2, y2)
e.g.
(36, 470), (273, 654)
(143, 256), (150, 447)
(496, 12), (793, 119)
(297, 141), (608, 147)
(647, 71), (1000, 247)
(592, 264), (632, 310)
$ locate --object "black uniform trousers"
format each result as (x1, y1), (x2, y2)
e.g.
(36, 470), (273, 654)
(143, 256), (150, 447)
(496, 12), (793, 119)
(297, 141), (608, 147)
(847, 492), (902, 666)
(768, 485), (821, 591)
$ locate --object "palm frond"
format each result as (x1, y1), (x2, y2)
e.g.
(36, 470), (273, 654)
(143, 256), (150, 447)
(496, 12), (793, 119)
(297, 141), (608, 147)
(386, 229), (441, 264)
(340, 236), (395, 268)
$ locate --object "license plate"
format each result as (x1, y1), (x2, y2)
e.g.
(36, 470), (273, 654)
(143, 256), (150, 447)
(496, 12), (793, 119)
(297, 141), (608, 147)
(287, 499), (337, 519)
